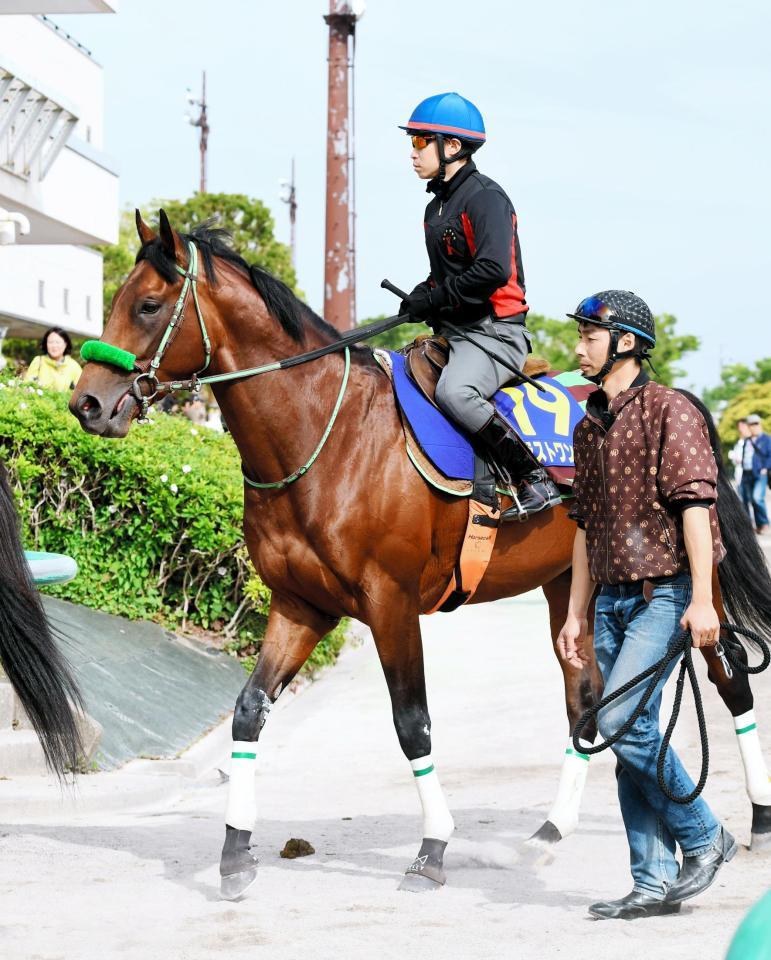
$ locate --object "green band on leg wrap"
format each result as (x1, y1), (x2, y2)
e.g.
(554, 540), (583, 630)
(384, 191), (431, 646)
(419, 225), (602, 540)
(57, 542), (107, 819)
(565, 748), (590, 761)
(81, 340), (137, 371)
(736, 723), (758, 736)
(412, 764), (435, 778)
(231, 751), (257, 760)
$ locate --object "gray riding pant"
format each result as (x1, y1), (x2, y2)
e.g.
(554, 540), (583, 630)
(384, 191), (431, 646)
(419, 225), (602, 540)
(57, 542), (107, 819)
(434, 316), (531, 434)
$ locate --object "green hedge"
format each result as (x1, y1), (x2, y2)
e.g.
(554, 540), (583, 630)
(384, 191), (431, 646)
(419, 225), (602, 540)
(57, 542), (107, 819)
(0, 379), (345, 672)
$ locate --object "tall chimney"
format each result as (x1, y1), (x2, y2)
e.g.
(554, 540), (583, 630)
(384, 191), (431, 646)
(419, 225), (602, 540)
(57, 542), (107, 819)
(323, 1), (358, 330)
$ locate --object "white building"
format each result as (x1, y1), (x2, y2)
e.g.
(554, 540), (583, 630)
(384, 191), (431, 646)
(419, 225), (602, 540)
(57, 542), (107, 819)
(0, 2), (118, 343)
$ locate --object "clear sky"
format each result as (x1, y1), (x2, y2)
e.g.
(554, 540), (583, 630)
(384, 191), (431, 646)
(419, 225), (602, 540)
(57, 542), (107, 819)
(56, 0), (771, 390)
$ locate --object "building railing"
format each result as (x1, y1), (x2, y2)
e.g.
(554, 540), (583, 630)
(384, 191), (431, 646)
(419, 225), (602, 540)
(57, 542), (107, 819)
(0, 67), (77, 182)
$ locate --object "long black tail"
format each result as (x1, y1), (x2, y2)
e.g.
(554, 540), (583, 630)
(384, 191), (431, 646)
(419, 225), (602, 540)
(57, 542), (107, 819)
(0, 463), (84, 776)
(679, 390), (771, 643)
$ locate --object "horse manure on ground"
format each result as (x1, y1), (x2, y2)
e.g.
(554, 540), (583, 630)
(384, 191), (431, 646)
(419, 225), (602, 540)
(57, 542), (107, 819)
(280, 838), (315, 859)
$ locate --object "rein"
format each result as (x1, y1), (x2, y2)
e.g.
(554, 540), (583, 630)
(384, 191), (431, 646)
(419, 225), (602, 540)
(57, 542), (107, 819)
(79, 241), (413, 488)
(572, 622), (771, 804)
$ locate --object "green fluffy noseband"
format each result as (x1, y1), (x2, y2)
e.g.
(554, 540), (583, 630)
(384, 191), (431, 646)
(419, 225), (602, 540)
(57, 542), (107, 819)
(81, 340), (137, 372)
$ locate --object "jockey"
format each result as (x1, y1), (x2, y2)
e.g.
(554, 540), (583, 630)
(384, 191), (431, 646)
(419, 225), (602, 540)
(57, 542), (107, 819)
(399, 92), (561, 521)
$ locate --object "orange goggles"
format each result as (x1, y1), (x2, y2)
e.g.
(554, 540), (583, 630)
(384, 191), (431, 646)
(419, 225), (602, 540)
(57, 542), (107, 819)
(410, 134), (436, 150)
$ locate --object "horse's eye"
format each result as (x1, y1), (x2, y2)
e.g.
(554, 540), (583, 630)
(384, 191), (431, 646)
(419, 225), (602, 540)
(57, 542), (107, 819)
(141, 301), (161, 315)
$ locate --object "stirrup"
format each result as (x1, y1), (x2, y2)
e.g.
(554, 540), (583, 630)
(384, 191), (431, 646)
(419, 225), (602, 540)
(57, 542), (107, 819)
(500, 489), (528, 523)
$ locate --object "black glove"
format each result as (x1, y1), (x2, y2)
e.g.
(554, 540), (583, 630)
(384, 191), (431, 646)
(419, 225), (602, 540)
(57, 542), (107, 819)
(400, 282), (435, 322)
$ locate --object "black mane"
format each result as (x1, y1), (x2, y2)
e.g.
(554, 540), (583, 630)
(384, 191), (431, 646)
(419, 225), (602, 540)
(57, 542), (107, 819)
(136, 222), (342, 345)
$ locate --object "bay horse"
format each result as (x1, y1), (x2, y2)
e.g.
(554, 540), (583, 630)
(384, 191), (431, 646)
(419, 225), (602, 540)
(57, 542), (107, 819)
(68, 211), (771, 900)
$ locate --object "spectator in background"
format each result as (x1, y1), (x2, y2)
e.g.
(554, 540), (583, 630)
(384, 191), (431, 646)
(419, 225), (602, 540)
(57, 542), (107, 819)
(182, 396), (207, 425)
(730, 418), (750, 486)
(24, 327), (82, 392)
(741, 414), (771, 535)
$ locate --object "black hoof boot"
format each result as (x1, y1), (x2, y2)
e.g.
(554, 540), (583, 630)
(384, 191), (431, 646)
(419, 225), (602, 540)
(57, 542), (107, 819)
(220, 825), (259, 901)
(398, 838), (447, 893)
(751, 803), (771, 852)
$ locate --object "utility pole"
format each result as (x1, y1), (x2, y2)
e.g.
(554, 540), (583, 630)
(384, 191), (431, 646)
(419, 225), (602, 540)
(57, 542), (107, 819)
(323, 1), (364, 330)
(186, 71), (209, 194)
(280, 158), (298, 268)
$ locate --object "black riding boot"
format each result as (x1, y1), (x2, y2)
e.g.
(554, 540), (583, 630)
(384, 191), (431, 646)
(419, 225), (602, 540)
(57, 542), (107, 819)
(476, 417), (562, 521)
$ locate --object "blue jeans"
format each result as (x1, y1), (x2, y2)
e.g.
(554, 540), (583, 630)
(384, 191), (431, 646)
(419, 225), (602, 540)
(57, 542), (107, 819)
(740, 471), (769, 528)
(594, 574), (721, 898)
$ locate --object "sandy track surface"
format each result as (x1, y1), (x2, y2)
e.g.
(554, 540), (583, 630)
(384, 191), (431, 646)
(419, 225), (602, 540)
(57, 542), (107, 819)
(1, 592), (769, 960)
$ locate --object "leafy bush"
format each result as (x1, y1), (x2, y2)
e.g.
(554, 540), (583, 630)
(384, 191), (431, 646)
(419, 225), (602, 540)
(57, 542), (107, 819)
(0, 380), (348, 672)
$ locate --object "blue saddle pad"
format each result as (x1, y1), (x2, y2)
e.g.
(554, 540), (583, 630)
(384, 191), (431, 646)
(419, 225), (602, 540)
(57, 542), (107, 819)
(389, 351), (589, 482)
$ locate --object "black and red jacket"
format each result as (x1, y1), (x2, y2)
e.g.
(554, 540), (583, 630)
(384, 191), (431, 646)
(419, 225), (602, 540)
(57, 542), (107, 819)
(420, 161), (528, 323)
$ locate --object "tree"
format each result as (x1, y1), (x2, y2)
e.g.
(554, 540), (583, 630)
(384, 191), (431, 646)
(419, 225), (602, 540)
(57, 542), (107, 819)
(703, 359), (771, 411)
(100, 193), (298, 321)
(718, 382), (771, 448)
(359, 314), (426, 351)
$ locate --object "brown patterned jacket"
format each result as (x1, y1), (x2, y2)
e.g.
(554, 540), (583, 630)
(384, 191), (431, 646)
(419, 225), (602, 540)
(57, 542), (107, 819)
(569, 372), (725, 585)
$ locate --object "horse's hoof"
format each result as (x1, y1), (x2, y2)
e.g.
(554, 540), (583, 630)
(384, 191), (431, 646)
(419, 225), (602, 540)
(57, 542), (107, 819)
(750, 831), (771, 853)
(219, 867), (258, 901)
(398, 872), (443, 893)
(751, 803), (771, 852)
(526, 820), (562, 846)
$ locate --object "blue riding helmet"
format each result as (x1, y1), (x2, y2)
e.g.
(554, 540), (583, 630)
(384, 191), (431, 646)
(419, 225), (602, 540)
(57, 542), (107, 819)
(399, 92), (486, 142)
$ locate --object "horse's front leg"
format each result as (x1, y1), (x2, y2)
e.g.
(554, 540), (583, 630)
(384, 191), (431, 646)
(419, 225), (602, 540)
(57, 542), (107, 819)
(367, 592), (454, 892)
(219, 590), (337, 900)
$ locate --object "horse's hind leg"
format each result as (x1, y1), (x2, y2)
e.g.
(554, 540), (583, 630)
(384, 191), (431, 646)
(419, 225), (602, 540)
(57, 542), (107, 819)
(702, 642), (771, 850)
(219, 591), (337, 900)
(367, 594), (454, 892)
(528, 571), (602, 848)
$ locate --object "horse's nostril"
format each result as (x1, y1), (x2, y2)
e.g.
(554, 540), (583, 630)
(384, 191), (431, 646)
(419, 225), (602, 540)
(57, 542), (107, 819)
(77, 394), (102, 419)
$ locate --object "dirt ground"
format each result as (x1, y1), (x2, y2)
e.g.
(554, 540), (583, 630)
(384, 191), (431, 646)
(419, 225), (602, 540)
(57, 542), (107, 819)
(1, 592), (769, 960)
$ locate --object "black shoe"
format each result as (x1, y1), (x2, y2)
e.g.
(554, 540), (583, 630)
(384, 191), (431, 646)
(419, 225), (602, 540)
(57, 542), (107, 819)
(588, 890), (681, 920)
(664, 827), (738, 904)
(475, 418), (562, 520)
(500, 470), (562, 521)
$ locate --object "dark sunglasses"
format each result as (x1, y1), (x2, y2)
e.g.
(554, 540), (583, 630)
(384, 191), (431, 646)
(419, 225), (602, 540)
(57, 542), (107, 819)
(410, 134), (436, 150)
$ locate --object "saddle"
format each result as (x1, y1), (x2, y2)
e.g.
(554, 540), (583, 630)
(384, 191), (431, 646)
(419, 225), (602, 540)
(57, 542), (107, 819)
(402, 335), (551, 408)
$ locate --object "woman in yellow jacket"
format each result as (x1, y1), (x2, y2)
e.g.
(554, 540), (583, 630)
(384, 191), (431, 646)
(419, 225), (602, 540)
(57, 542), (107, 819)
(24, 327), (82, 392)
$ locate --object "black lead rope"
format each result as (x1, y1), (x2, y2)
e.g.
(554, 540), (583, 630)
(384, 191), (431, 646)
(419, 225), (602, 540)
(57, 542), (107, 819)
(572, 623), (771, 804)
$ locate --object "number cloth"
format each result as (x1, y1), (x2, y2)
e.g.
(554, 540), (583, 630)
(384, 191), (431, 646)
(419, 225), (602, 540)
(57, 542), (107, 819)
(389, 350), (589, 486)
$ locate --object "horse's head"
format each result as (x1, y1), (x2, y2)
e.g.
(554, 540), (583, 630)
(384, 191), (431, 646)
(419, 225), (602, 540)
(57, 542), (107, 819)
(70, 209), (223, 437)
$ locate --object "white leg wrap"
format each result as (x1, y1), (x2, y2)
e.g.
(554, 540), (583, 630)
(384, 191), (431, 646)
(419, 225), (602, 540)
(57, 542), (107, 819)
(546, 739), (592, 839)
(225, 740), (258, 831)
(734, 711), (771, 805)
(411, 755), (454, 842)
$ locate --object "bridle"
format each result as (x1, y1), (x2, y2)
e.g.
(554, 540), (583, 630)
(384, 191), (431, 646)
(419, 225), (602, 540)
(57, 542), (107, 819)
(82, 240), (212, 423)
(131, 240), (211, 419)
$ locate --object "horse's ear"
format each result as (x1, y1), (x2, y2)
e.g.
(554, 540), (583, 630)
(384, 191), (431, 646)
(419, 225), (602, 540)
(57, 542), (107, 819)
(158, 208), (183, 262)
(135, 209), (156, 246)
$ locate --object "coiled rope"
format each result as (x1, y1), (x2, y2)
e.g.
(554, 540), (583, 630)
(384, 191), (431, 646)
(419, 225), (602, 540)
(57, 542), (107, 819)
(572, 623), (770, 804)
